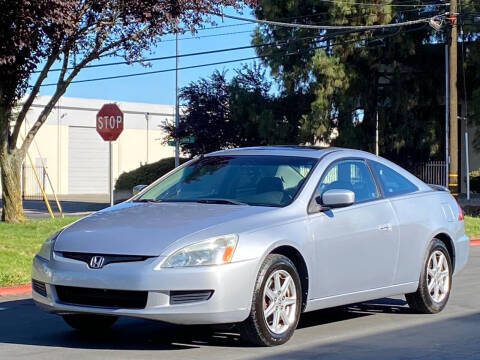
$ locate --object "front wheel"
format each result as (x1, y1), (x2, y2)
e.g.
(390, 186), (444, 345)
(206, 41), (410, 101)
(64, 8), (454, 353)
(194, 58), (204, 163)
(62, 314), (118, 331)
(238, 254), (302, 346)
(406, 239), (452, 314)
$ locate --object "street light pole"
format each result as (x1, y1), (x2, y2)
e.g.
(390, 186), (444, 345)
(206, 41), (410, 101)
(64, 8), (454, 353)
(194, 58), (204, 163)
(175, 31), (180, 168)
(145, 112), (149, 164)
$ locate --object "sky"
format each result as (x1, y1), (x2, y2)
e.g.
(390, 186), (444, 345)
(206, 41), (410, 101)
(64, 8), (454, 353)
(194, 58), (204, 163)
(33, 9), (259, 106)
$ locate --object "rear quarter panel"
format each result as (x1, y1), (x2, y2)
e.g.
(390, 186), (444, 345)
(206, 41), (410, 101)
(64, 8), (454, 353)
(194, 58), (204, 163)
(390, 190), (466, 285)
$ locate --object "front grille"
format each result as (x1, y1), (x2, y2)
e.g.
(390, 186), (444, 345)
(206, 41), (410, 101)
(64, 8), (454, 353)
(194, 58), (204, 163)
(62, 252), (151, 268)
(170, 290), (214, 305)
(56, 285), (148, 309)
(32, 280), (47, 297)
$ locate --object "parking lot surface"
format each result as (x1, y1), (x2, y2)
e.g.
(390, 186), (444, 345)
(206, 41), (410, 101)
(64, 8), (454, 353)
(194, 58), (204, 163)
(1, 247), (479, 360)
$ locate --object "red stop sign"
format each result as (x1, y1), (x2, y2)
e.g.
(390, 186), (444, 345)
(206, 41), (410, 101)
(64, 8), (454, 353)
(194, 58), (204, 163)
(96, 104), (124, 141)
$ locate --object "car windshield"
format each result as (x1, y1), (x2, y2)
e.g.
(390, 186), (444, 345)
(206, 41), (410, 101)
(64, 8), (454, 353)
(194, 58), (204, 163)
(136, 155), (317, 207)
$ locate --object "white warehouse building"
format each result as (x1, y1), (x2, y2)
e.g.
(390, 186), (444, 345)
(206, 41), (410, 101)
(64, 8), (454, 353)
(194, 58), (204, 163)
(9, 95), (176, 197)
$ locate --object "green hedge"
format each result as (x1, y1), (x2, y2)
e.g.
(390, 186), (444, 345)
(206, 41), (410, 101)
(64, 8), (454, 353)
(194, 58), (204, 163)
(471, 170), (480, 193)
(115, 157), (188, 191)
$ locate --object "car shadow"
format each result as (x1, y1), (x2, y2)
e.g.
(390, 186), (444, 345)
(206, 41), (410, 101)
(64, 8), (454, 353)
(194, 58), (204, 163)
(0, 296), (410, 350)
(297, 297), (410, 330)
(254, 311), (480, 360)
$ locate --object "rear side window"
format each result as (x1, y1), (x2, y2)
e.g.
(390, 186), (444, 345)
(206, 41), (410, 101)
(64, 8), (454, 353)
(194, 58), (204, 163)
(370, 161), (418, 197)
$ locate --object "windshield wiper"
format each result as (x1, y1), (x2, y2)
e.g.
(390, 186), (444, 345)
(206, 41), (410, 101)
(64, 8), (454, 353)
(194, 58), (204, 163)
(132, 199), (162, 203)
(194, 198), (249, 206)
(134, 198), (249, 205)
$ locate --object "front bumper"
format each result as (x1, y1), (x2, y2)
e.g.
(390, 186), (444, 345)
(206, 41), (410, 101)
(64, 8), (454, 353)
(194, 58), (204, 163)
(32, 253), (258, 325)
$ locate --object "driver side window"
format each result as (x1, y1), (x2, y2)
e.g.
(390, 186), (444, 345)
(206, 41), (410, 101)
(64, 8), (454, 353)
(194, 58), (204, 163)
(317, 160), (379, 203)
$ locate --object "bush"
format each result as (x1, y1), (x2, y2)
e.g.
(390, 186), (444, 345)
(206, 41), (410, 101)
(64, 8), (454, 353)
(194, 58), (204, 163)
(470, 170), (480, 193)
(115, 157), (188, 191)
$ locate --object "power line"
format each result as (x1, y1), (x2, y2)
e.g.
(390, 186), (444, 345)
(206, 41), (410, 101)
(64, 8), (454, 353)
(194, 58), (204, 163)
(39, 56), (305, 86)
(217, 12), (440, 30)
(43, 28), (256, 63)
(42, 44), (267, 73)
(38, 25), (427, 87)
(97, 8), (437, 46)
(196, 21), (252, 31)
(137, 8), (429, 42)
(38, 11), (439, 74)
(162, 29), (254, 42)
(317, 0), (449, 7)
(36, 14), (361, 72)
(37, 29), (368, 73)
(196, 3), (447, 32)
(174, 7), (432, 39)
(35, 8), (440, 70)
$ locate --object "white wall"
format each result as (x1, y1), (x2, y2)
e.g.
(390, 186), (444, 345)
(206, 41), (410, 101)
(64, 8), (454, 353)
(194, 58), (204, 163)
(9, 95), (177, 196)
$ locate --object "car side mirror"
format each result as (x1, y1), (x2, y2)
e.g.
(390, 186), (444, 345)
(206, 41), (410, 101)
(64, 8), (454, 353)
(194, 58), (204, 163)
(314, 189), (355, 212)
(132, 184), (147, 196)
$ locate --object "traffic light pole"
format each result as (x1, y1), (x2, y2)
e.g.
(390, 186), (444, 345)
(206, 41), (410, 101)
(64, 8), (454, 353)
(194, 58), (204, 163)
(448, 0), (459, 193)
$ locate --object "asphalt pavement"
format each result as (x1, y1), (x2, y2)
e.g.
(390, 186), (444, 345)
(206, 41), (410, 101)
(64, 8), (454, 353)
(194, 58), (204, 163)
(0, 195), (109, 219)
(1, 247), (480, 359)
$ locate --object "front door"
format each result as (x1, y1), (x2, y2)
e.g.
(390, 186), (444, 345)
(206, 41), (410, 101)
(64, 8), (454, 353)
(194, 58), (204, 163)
(308, 159), (399, 298)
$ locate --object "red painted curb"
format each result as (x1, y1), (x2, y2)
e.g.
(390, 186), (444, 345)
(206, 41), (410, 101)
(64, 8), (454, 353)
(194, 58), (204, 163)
(0, 284), (31, 296)
(471, 238), (480, 246)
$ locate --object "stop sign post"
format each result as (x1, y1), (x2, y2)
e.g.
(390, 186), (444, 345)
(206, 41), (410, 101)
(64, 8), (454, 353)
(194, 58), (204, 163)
(96, 104), (124, 206)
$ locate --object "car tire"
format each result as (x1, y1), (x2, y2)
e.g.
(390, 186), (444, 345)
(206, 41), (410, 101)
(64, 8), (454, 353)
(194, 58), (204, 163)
(62, 314), (118, 331)
(406, 239), (452, 314)
(238, 254), (302, 346)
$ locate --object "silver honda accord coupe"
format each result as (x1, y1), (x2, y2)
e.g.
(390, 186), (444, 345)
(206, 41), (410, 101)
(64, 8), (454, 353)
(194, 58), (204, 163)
(32, 146), (469, 346)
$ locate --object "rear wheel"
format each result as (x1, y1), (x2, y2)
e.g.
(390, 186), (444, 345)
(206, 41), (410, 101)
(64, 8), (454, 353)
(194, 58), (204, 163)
(238, 254), (301, 346)
(62, 314), (118, 331)
(406, 239), (452, 314)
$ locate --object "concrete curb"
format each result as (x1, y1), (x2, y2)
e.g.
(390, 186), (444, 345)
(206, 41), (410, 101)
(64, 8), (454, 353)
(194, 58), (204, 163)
(0, 284), (31, 296)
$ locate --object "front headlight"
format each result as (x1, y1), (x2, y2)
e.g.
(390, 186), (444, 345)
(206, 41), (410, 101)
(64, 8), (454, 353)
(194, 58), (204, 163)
(161, 234), (238, 268)
(37, 230), (61, 261)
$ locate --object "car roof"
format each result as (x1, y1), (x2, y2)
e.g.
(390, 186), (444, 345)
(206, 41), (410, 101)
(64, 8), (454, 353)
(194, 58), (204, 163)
(206, 146), (342, 159)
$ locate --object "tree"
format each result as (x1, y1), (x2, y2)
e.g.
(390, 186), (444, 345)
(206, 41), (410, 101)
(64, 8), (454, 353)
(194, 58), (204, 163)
(459, 1), (480, 153)
(164, 64), (300, 156)
(0, 0), (256, 222)
(252, 0), (480, 168)
(165, 70), (234, 156)
(252, 0), (392, 146)
(229, 63), (299, 146)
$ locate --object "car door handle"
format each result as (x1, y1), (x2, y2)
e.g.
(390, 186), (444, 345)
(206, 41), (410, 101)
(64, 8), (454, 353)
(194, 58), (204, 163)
(378, 224), (393, 231)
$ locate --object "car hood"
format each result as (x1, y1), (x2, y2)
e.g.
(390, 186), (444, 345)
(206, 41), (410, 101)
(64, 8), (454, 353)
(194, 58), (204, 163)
(54, 202), (276, 256)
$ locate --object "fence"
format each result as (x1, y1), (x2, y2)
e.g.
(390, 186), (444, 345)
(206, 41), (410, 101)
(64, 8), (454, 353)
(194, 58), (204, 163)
(22, 165), (47, 200)
(410, 161), (447, 187)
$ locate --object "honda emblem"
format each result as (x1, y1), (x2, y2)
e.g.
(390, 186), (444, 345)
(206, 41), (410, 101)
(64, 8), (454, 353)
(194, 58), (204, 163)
(89, 256), (105, 269)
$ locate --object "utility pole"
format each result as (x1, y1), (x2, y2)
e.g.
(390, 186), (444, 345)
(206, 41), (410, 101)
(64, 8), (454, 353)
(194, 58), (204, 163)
(445, 44), (449, 189)
(448, 0), (459, 193)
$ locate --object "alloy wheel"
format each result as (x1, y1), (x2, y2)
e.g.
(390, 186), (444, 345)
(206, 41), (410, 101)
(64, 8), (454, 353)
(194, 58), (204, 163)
(426, 250), (450, 303)
(262, 269), (297, 334)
